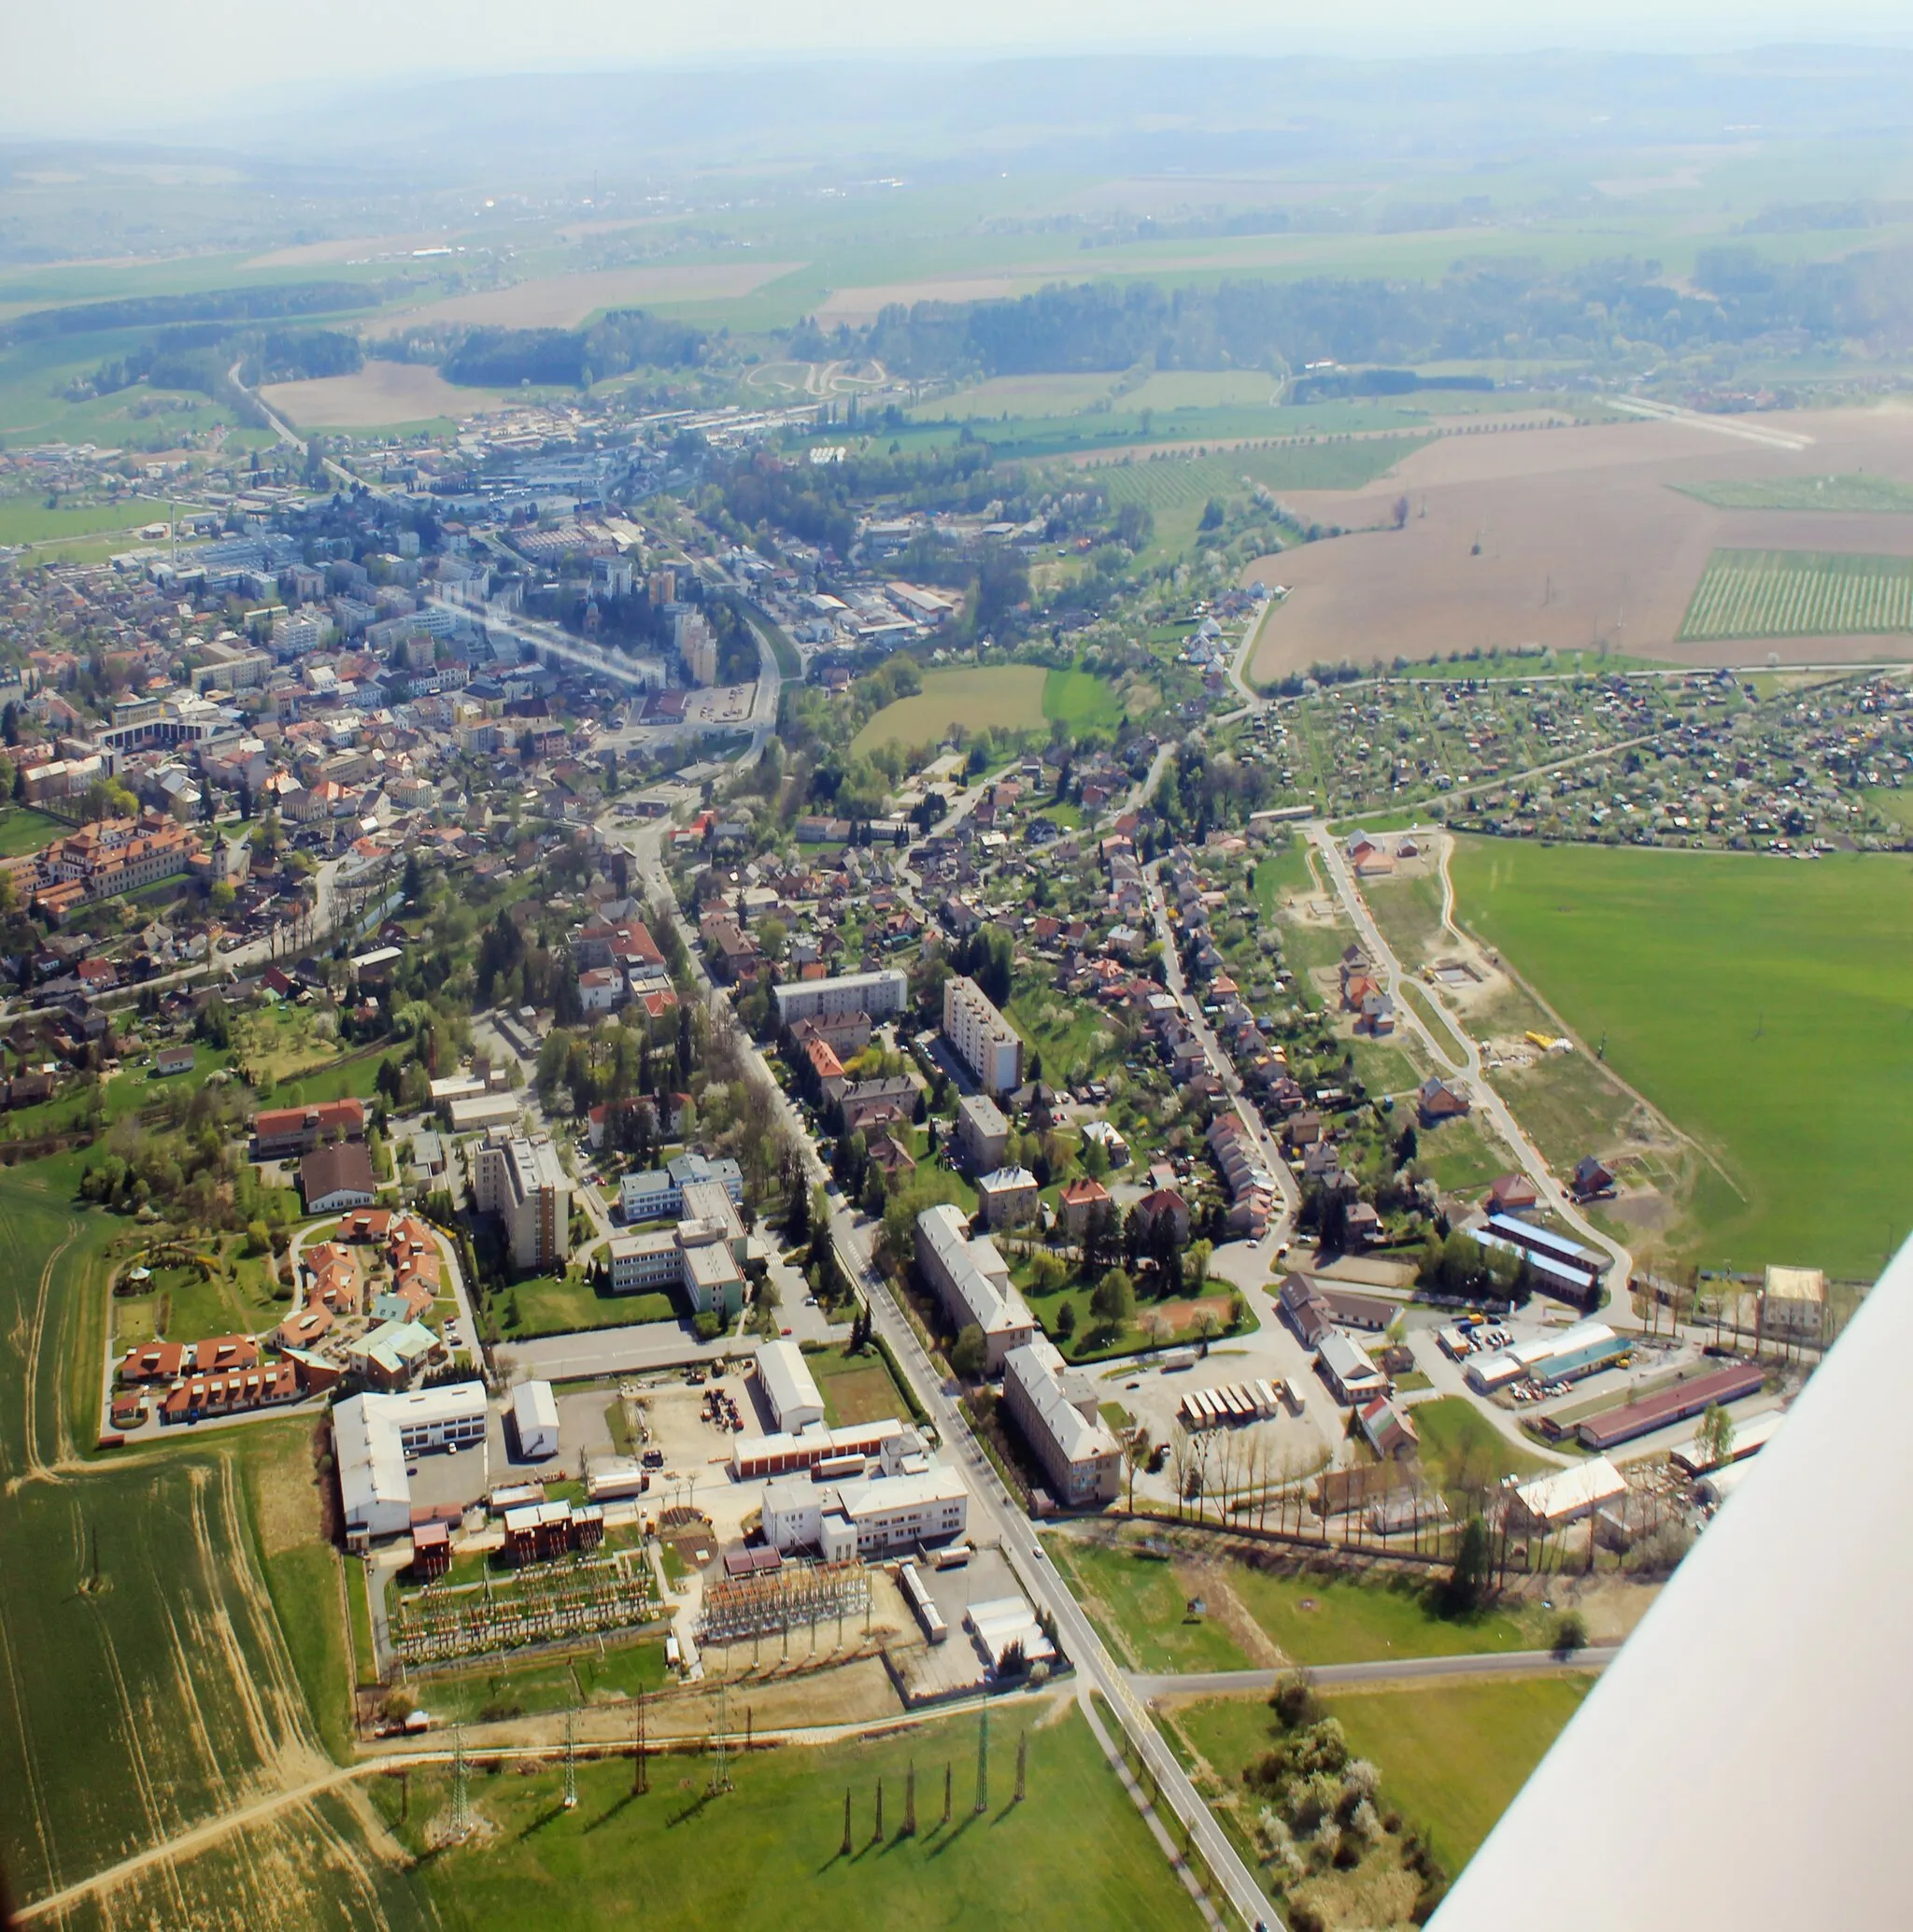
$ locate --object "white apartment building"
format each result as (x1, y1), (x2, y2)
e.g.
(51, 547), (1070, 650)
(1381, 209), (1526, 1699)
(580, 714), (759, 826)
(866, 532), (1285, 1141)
(471, 1129), (573, 1273)
(677, 610), (718, 687)
(942, 974), (1025, 1095)
(914, 1203), (1037, 1373)
(772, 969), (909, 1027)
(1002, 1338), (1122, 1506)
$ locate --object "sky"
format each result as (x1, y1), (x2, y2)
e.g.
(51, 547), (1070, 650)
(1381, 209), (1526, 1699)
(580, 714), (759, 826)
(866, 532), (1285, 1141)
(6, 0), (1913, 139)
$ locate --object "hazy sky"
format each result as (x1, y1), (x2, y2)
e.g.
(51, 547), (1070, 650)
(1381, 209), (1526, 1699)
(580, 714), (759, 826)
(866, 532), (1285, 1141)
(7, 0), (1913, 138)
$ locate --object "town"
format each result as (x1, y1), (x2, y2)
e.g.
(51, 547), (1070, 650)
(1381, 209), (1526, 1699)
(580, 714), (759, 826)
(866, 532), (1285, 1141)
(2, 40), (1907, 1932)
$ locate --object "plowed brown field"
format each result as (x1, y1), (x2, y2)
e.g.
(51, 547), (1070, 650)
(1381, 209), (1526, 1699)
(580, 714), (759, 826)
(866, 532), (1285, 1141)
(1246, 405), (1913, 675)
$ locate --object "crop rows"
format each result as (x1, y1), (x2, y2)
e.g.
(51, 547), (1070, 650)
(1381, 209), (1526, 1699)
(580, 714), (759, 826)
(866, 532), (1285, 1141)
(391, 1558), (652, 1665)
(1679, 548), (1913, 640)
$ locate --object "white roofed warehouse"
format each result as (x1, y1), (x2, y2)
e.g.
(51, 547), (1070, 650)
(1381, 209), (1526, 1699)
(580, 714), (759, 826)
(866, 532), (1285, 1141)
(756, 1339), (825, 1432)
(511, 1379), (560, 1459)
(333, 1383), (489, 1550)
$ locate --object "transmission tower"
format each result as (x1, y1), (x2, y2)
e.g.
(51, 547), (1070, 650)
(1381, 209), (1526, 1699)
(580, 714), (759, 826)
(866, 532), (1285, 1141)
(903, 1761), (916, 1837)
(449, 1724), (472, 1840)
(562, 1707), (578, 1811)
(632, 1691), (648, 1796)
(873, 1777), (885, 1844)
(710, 1676), (732, 1795)
(1015, 1729), (1027, 1804)
(974, 1707), (989, 1813)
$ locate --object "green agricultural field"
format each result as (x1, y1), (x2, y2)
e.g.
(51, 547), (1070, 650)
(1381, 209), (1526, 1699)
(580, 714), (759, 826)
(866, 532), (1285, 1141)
(0, 1158), (354, 1911)
(1452, 838), (1913, 1276)
(1673, 475), (1913, 514)
(1679, 547), (1913, 640)
(850, 664), (1050, 752)
(0, 495), (182, 547)
(376, 1701), (1201, 1932)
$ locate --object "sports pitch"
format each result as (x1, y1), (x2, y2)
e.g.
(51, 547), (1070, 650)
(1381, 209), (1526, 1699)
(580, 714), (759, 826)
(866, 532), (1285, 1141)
(1451, 837), (1913, 1278)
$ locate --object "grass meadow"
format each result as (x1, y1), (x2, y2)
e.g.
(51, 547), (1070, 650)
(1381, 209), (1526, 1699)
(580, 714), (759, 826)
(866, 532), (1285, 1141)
(1047, 1528), (1549, 1671)
(1452, 837), (1913, 1277)
(851, 664), (1048, 752)
(1672, 475), (1913, 514)
(376, 1701), (1202, 1932)
(1168, 1671), (1594, 1888)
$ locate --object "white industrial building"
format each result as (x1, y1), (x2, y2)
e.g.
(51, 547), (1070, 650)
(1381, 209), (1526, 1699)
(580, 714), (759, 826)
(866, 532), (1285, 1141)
(471, 1129), (574, 1273)
(511, 1379), (560, 1459)
(333, 1383), (489, 1549)
(760, 1463), (969, 1561)
(942, 973), (1025, 1095)
(914, 1203), (1038, 1373)
(605, 1178), (749, 1316)
(756, 1339), (826, 1432)
(619, 1152), (744, 1222)
(1001, 1338), (1121, 1505)
(1505, 1456), (1628, 1533)
(772, 968), (908, 1026)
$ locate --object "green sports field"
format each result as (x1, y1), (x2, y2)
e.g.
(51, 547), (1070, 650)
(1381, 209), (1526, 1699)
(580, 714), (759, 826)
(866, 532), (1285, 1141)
(1678, 548), (1913, 640)
(1452, 838), (1913, 1277)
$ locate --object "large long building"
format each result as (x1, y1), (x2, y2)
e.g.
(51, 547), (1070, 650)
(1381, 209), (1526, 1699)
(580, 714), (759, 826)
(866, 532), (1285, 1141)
(772, 968), (908, 1027)
(942, 974), (1024, 1095)
(761, 1463), (969, 1559)
(1002, 1337), (1122, 1506)
(333, 1384), (489, 1548)
(914, 1203), (1037, 1372)
(472, 1129), (574, 1273)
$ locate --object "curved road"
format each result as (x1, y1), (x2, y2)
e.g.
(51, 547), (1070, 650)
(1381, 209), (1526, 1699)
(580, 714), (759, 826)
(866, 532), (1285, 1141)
(1304, 822), (1633, 1290)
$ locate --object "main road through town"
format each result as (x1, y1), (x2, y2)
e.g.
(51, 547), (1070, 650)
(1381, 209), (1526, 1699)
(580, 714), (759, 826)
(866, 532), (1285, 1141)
(612, 801), (1277, 1929)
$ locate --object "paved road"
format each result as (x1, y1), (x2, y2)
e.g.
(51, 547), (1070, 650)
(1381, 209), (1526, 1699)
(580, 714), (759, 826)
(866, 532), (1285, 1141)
(613, 806), (1276, 1928)
(1305, 821), (1633, 1289)
(1128, 1645), (1618, 1701)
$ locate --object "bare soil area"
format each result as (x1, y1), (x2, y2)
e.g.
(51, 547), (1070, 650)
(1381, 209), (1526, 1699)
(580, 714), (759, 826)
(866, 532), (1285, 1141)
(1247, 406), (1913, 675)
(260, 362), (506, 427)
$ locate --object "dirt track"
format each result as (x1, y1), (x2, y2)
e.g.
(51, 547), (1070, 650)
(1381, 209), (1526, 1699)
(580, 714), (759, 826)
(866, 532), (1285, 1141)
(1247, 405), (1913, 675)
